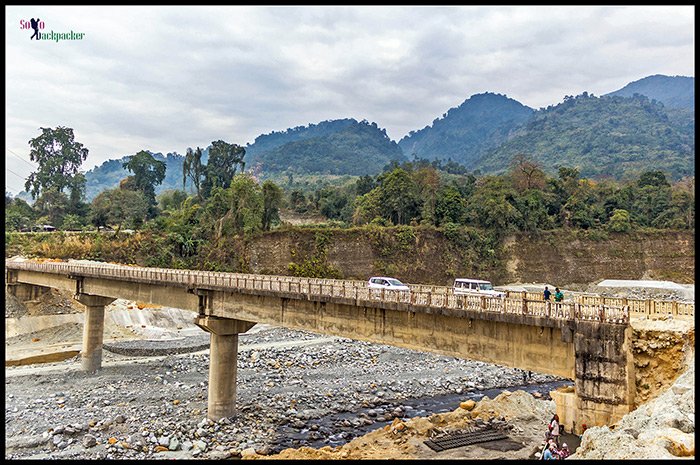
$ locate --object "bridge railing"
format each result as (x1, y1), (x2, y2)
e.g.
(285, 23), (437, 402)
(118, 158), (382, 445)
(575, 294), (694, 320)
(7, 260), (693, 325)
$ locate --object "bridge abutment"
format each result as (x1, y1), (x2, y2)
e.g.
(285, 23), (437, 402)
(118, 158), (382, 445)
(75, 294), (116, 372)
(553, 320), (635, 434)
(6, 281), (51, 302)
(194, 316), (256, 421)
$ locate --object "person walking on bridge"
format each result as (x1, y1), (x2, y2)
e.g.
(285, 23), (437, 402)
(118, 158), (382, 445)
(543, 286), (551, 301)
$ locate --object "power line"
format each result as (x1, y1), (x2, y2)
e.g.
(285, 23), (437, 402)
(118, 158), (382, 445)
(6, 167), (28, 181)
(5, 184), (24, 194)
(5, 148), (37, 169)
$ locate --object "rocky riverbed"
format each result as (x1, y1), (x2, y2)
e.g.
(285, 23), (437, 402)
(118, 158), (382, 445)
(5, 320), (570, 460)
(5, 279), (694, 460)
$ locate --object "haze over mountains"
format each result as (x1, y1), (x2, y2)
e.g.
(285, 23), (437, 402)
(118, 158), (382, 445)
(75, 74), (694, 201)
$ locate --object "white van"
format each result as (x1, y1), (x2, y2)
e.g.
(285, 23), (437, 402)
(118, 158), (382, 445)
(452, 278), (506, 297)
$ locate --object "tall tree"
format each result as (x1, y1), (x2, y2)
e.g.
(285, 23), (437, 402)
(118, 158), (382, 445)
(378, 168), (420, 225)
(122, 150), (167, 213)
(183, 147), (205, 201)
(25, 126), (89, 200)
(261, 180), (283, 231)
(201, 140), (246, 198)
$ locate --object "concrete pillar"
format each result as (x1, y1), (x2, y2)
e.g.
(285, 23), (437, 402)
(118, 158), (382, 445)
(75, 294), (115, 372)
(194, 316), (256, 421)
(572, 321), (635, 432)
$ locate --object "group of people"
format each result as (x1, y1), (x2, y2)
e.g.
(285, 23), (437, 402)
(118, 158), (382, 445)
(543, 286), (563, 302)
(540, 414), (570, 460)
(542, 439), (570, 460)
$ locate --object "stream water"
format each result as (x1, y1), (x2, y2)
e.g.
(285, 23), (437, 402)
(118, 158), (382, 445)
(271, 379), (573, 453)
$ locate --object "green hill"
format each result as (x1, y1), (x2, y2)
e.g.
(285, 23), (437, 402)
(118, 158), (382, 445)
(32, 75), (693, 205)
(249, 119), (407, 176)
(397, 92), (535, 166)
(474, 92), (695, 181)
(604, 74), (694, 110)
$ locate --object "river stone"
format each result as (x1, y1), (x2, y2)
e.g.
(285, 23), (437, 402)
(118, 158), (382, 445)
(460, 400), (476, 410)
(82, 434), (97, 448)
(241, 447), (258, 458)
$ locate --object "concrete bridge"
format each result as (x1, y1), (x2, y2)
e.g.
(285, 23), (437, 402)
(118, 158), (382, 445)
(5, 259), (675, 434)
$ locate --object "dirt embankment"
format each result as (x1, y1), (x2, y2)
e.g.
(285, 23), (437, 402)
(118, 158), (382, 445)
(631, 318), (695, 406)
(6, 229), (694, 288)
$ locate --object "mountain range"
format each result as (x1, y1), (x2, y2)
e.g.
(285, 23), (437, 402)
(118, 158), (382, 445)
(72, 74), (695, 201)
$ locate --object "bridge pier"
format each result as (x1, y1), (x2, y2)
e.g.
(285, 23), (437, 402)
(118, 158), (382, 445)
(75, 294), (116, 372)
(553, 320), (636, 434)
(194, 316), (256, 421)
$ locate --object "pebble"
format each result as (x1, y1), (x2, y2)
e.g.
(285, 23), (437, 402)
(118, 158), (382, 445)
(5, 325), (562, 459)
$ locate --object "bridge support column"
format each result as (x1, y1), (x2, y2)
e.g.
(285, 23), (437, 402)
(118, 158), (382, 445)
(568, 321), (636, 434)
(75, 294), (115, 372)
(194, 316), (256, 421)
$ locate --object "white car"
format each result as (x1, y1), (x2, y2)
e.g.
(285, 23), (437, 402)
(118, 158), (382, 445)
(367, 277), (410, 291)
(452, 278), (506, 297)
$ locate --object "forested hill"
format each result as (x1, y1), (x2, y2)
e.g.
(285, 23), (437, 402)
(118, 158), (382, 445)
(474, 92), (695, 181)
(84, 151), (195, 201)
(81, 119), (406, 200)
(604, 74), (694, 110)
(397, 92), (535, 166)
(247, 119), (407, 176)
(244, 119), (356, 163)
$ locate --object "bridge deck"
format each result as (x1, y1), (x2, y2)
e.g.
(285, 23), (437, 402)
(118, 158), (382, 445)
(5, 260), (643, 325)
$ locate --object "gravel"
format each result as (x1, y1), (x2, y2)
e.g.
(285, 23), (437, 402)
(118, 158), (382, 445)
(4, 325), (563, 460)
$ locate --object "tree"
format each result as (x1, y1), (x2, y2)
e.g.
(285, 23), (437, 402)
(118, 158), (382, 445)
(90, 187), (148, 233)
(606, 209), (633, 232)
(33, 188), (69, 228)
(378, 168), (420, 225)
(5, 197), (36, 232)
(261, 180), (283, 231)
(25, 126), (89, 200)
(466, 176), (523, 232)
(122, 151), (167, 214)
(183, 147), (205, 201)
(355, 175), (376, 196)
(435, 186), (466, 226)
(509, 154), (546, 192)
(415, 166), (440, 225)
(158, 190), (189, 212)
(211, 173), (262, 238)
(289, 190), (307, 213)
(201, 140), (246, 198)
(637, 170), (670, 189)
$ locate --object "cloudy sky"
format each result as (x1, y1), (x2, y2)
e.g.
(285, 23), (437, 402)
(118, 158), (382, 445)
(5, 5), (694, 196)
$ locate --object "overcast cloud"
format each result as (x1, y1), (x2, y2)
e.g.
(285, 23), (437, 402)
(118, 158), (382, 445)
(5, 5), (694, 195)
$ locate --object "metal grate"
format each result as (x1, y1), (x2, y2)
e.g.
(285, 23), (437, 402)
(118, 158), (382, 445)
(424, 426), (508, 452)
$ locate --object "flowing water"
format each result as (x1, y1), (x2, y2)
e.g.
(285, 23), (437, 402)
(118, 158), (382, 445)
(271, 380), (573, 453)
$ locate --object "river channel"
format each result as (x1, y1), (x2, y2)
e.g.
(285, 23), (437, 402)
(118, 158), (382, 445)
(271, 379), (573, 453)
